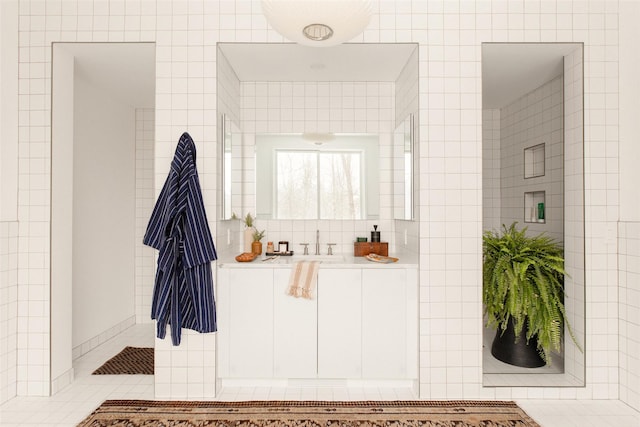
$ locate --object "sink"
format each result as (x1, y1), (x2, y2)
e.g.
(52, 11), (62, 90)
(292, 254), (344, 263)
(263, 254), (345, 264)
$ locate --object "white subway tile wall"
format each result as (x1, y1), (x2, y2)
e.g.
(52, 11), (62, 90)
(619, 221), (640, 411)
(395, 46), (419, 128)
(135, 108), (156, 324)
(482, 109), (501, 232)
(11, 0), (629, 404)
(0, 221), (18, 404)
(499, 75), (564, 243)
(393, 45), (420, 255)
(215, 47), (242, 257)
(562, 46), (586, 385)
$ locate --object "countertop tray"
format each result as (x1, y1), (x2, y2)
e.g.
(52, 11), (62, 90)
(265, 251), (294, 256)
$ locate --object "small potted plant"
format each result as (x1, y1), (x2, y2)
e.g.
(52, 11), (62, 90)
(252, 229), (266, 255)
(483, 222), (580, 367)
(240, 212), (255, 253)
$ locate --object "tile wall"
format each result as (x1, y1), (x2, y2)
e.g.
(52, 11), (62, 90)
(11, 0), (625, 402)
(393, 45), (420, 254)
(214, 46), (240, 256)
(135, 108), (155, 324)
(619, 221), (640, 411)
(562, 46), (586, 382)
(499, 76), (564, 243)
(0, 221), (18, 404)
(482, 109), (501, 232)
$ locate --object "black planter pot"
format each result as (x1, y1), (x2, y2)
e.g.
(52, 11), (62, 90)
(491, 318), (546, 368)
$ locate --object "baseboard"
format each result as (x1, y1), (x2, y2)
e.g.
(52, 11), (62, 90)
(51, 367), (74, 395)
(72, 316), (136, 360)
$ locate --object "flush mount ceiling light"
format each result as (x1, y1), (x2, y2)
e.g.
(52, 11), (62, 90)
(260, 0), (373, 47)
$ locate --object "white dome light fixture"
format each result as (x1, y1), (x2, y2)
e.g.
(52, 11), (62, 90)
(261, 0), (373, 47)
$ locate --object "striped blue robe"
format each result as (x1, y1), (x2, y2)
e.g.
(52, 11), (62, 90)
(143, 132), (217, 345)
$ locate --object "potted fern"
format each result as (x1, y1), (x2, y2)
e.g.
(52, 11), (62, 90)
(483, 222), (579, 367)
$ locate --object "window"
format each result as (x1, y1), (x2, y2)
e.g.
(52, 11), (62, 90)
(256, 134), (379, 220)
(275, 150), (363, 219)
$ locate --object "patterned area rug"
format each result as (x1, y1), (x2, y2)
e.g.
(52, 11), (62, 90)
(92, 347), (154, 375)
(77, 399), (541, 426)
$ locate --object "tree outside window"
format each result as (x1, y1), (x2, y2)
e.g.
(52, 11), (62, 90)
(276, 150), (362, 220)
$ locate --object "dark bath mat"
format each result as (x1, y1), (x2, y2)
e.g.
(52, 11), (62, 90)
(92, 346), (154, 375)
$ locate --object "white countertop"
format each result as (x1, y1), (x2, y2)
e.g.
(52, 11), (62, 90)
(217, 251), (418, 268)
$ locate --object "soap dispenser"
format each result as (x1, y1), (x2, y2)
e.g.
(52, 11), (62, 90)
(371, 225), (381, 242)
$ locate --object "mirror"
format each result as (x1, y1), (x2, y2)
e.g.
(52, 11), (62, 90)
(393, 114), (414, 220)
(221, 114), (232, 219)
(216, 42), (419, 223)
(220, 114), (241, 220)
(255, 133), (379, 220)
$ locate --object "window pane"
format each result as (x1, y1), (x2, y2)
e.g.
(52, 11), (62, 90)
(319, 152), (362, 219)
(276, 151), (317, 219)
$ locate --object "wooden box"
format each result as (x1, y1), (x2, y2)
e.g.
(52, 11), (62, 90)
(354, 242), (388, 257)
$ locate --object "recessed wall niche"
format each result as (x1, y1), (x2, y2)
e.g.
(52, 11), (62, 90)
(524, 143), (545, 178)
(524, 191), (545, 224)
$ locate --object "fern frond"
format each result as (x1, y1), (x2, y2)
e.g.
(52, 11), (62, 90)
(483, 222), (581, 366)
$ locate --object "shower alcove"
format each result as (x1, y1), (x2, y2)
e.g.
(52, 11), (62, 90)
(482, 43), (585, 387)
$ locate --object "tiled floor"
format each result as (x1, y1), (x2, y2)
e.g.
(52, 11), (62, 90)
(481, 327), (586, 388)
(1, 324), (639, 426)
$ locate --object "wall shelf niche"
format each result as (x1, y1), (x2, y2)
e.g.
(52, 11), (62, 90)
(524, 191), (545, 224)
(524, 143), (545, 179)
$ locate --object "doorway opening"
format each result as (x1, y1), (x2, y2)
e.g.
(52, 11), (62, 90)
(50, 42), (156, 390)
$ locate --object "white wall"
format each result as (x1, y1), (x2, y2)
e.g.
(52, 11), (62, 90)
(0, 0), (18, 222)
(619, 2), (640, 223)
(482, 109), (501, 233)
(72, 72), (136, 348)
(619, 223), (640, 411)
(393, 46), (420, 253)
(0, 0), (19, 404)
(0, 222), (18, 404)
(135, 108), (156, 324)
(50, 44), (75, 392)
(562, 46), (586, 382)
(499, 76), (564, 244)
(618, 1), (640, 412)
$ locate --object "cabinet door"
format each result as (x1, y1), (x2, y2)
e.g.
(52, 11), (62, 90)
(317, 268), (362, 378)
(227, 269), (274, 378)
(362, 269), (407, 378)
(273, 269), (318, 378)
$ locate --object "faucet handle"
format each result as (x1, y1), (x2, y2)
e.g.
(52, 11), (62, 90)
(326, 243), (336, 255)
(300, 243), (309, 255)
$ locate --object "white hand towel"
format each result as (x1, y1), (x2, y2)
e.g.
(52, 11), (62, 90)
(287, 261), (320, 299)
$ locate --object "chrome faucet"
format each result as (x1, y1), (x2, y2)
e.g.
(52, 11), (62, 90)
(315, 229), (320, 255)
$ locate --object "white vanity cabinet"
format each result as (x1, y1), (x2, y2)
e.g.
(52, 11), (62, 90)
(273, 269), (317, 378)
(362, 269), (413, 378)
(317, 268), (362, 378)
(217, 262), (418, 384)
(217, 268), (274, 378)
